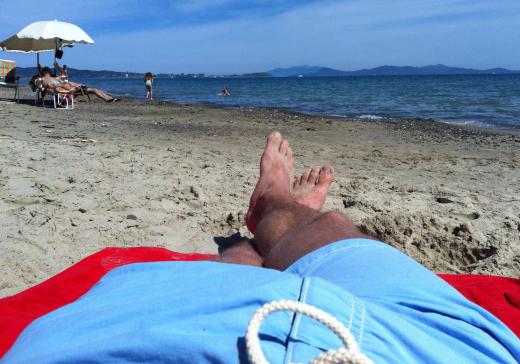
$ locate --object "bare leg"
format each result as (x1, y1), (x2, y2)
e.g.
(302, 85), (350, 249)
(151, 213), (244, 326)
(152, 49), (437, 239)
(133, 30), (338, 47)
(216, 133), (293, 267)
(86, 88), (116, 102)
(258, 205), (365, 270)
(245, 132), (294, 233)
(66, 81), (82, 88)
(213, 238), (264, 267)
(215, 166), (334, 266)
(248, 132), (368, 270)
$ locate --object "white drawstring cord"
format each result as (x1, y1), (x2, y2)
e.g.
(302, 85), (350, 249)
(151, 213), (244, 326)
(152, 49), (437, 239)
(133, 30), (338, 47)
(246, 300), (373, 364)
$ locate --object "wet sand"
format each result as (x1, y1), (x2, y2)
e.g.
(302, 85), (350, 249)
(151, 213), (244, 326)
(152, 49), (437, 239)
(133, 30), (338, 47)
(0, 98), (519, 297)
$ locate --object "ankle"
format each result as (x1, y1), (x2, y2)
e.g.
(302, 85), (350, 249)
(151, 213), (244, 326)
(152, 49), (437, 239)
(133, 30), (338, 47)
(253, 203), (318, 256)
(256, 188), (294, 216)
(254, 212), (293, 256)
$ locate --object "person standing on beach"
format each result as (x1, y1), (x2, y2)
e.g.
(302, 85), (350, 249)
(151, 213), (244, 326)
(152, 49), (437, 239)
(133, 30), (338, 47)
(145, 72), (153, 99)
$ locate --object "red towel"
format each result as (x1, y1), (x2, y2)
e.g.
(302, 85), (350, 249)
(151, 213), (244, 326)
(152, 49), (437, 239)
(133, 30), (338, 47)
(438, 274), (520, 338)
(0, 248), (213, 357)
(0, 248), (518, 357)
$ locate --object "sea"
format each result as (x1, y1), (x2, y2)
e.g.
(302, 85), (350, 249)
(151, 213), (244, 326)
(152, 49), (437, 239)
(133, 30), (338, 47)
(72, 75), (520, 131)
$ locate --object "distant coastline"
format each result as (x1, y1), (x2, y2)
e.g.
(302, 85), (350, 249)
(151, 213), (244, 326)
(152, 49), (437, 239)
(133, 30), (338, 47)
(14, 64), (520, 79)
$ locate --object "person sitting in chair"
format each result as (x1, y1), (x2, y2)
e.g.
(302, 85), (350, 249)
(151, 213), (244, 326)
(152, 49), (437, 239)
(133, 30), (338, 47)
(30, 67), (119, 103)
(54, 61), (68, 81)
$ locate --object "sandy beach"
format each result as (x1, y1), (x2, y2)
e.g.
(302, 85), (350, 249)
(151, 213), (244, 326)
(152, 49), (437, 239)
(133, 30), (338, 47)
(0, 98), (519, 298)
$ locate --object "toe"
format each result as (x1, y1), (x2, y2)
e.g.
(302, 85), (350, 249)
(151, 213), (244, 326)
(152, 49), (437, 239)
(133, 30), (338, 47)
(286, 146), (294, 176)
(266, 131), (282, 152)
(293, 177), (298, 189)
(308, 167), (321, 184)
(302, 169), (312, 183)
(285, 146), (293, 160)
(279, 139), (289, 154)
(317, 165), (334, 185)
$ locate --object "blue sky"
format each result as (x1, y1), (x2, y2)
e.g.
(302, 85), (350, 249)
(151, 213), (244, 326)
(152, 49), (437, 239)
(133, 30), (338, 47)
(1, 0), (519, 74)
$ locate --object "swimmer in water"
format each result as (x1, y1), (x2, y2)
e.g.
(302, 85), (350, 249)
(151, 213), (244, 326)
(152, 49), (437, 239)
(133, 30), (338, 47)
(221, 86), (230, 96)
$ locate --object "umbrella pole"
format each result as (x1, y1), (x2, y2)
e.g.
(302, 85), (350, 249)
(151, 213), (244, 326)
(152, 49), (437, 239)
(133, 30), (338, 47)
(36, 53), (40, 75)
(53, 38), (57, 76)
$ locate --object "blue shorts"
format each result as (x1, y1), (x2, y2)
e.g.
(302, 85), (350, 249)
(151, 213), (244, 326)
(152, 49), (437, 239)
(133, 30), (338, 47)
(2, 239), (518, 363)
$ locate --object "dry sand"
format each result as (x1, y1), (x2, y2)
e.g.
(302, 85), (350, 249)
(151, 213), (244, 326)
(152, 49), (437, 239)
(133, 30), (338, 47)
(0, 98), (519, 298)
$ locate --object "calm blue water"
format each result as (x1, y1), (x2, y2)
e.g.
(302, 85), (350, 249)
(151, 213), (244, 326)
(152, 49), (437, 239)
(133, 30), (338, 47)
(74, 75), (520, 131)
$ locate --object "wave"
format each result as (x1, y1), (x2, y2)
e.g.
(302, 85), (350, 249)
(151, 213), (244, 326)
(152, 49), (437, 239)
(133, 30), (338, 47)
(356, 114), (385, 120)
(439, 119), (509, 130)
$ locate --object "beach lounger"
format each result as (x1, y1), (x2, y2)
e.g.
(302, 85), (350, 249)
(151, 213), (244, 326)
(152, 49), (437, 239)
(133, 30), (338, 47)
(30, 81), (75, 110)
(0, 59), (20, 102)
(46, 88), (75, 110)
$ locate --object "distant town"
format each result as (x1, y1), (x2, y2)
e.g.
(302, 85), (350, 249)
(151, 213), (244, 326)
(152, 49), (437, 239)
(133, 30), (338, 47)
(154, 72), (271, 79)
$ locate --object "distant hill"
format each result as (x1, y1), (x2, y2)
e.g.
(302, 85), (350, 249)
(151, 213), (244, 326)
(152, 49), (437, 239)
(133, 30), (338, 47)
(267, 64), (520, 77)
(13, 64), (520, 79)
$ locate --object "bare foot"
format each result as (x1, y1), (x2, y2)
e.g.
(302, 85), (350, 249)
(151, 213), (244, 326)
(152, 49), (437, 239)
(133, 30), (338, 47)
(293, 165), (334, 211)
(213, 239), (264, 266)
(245, 131), (294, 233)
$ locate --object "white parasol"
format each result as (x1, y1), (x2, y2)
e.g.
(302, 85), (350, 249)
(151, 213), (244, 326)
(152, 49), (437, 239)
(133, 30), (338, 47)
(0, 20), (94, 52)
(0, 20), (94, 72)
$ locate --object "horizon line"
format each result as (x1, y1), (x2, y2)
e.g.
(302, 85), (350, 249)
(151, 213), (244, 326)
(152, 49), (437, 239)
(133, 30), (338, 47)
(12, 63), (520, 76)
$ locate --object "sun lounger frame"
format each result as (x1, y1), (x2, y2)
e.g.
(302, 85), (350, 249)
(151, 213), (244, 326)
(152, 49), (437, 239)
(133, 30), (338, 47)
(37, 88), (74, 110)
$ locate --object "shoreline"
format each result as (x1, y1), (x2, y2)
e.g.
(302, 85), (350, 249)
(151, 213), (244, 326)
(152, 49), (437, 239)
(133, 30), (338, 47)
(0, 98), (519, 297)
(115, 96), (520, 136)
(145, 97), (520, 137)
(9, 83), (520, 134)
